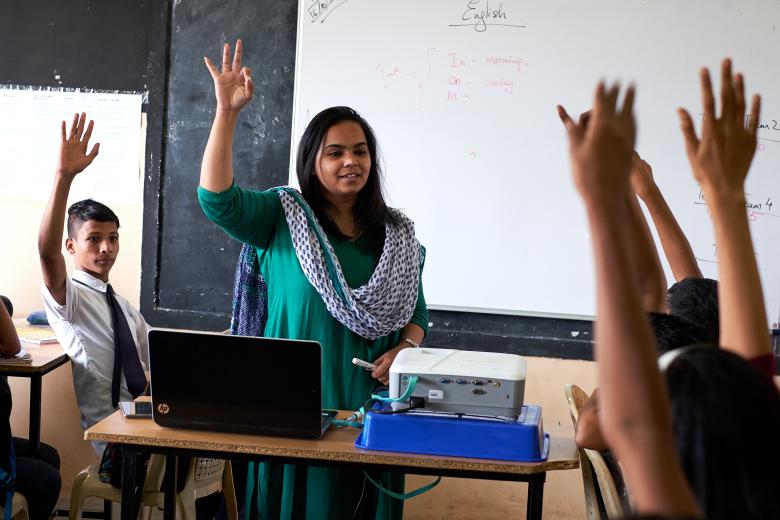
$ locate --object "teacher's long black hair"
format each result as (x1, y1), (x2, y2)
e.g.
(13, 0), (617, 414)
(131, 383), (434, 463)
(296, 106), (399, 256)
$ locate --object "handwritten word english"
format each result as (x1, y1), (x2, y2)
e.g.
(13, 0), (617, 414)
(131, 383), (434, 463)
(462, 0), (508, 32)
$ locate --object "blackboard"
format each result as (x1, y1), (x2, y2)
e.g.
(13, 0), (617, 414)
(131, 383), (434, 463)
(141, 0), (297, 327)
(0, 1), (162, 92)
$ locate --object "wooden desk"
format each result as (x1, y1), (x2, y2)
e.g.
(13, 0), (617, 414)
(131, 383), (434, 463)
(86, 409), (578, 520)
(0, 343), (69, 457)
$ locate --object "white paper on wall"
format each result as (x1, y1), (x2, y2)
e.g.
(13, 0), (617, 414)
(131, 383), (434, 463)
(0, 86), (144, 206)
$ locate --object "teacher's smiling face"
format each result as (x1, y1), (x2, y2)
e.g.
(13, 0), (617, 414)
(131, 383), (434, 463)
(314, 120), (371, 203)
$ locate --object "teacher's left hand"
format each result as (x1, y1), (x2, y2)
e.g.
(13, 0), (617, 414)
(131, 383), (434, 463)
(371, 344), (409, 385)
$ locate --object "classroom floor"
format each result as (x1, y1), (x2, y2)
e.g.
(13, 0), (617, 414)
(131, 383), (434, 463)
(54, 497), (166, 520)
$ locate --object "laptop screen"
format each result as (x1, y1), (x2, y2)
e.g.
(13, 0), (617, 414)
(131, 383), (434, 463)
(149, 329), (324, 437)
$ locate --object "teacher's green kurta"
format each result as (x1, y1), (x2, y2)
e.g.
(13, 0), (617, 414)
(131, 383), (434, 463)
(199, 185), (428, 519)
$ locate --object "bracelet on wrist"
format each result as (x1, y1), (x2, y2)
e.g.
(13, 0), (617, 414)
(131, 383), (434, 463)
(401, 337), (420, 348)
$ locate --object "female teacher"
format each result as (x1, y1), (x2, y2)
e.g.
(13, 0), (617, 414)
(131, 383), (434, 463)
(198, 40), (428, 519)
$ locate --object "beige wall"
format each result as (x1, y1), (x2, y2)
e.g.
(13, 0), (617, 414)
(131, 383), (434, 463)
(0, 198), (143, 501)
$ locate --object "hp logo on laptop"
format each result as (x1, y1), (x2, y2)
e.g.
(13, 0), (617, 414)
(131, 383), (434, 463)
(157, 403), (170, 415)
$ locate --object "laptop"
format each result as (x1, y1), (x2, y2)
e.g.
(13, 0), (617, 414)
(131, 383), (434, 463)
(148, 328), (337, 439)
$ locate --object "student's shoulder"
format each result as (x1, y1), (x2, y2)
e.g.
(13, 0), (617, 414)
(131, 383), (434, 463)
(40, 277), (74, 317)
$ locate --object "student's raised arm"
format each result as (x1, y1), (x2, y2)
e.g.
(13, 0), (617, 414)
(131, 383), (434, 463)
(625, 162), (668, 313)
(572, 189), (666, 450)
(678, 59), (768, 359)
(559, 85), (700, 517)
(557, 112), (667, 313)
(38, 113), (99, 305)
(200, 39), (254, 193)
(630, 154), (702, 281)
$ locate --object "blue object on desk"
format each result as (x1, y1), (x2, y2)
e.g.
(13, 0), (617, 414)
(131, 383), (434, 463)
(356, 404), (549, 462)
(26, 311), (49, 326)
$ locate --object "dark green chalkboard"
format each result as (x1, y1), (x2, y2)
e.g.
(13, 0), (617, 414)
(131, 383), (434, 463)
(140, 0), (298, 329)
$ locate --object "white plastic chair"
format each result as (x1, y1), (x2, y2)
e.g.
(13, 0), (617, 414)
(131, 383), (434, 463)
(69, 455), (237, 520)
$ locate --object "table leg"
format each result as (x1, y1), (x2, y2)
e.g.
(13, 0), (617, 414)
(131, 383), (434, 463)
(526, 473), (546, 520)
(120, 448), (139, 520)
(28, 374), (42, 457)
(163, 455), (177, 520)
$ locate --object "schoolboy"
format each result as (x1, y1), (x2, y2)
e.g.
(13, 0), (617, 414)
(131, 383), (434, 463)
(38, 113), (149, 453)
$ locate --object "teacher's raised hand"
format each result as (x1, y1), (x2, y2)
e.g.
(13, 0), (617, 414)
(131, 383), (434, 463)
(204, 39), (254, 113)
(200, 39), (253, 192)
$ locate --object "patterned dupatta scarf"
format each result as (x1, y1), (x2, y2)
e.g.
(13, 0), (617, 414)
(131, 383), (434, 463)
(274, 187), (424, 340)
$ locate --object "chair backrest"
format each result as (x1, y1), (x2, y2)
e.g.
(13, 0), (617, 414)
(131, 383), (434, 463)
(187, 458), (226, 499)
(140, 455), (226, 501)
(564, 384), (626, 520)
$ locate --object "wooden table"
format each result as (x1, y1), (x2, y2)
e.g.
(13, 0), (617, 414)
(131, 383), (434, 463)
(86, 408), (578, 520)
(0, 343), (69, 457)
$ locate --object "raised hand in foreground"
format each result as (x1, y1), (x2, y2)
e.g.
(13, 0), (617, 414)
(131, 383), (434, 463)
(560, 84), (701, 518)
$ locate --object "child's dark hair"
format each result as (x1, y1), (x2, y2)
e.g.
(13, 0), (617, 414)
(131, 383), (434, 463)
(67, 199), (120, 238)
(666, 277), (719, 344)
(296, 106), (397, 255)
(647, 312), (714, 356)
(665, 347), (780, 519)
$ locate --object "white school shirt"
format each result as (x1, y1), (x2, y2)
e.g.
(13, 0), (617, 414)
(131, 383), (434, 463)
(41, 269), (150, 437)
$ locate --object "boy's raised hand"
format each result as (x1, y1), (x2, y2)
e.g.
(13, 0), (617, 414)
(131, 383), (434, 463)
(558, 83), (636, 200)
(204, 39), (254, 113)
(678, 58), (760, 197)
(58, 112), (100, 179)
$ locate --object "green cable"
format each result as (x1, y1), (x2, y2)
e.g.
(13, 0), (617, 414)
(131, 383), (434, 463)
(332, 419), (364, 429)
(364, 471), (442, 500)
(332, 375), (420, 429)
(371, 375), (418, 403)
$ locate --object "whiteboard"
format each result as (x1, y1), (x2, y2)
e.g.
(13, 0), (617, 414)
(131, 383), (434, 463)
(292, 0), (780, 322)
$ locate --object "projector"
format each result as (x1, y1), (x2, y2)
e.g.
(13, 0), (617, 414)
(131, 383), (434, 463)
(388, 348), (527, 420)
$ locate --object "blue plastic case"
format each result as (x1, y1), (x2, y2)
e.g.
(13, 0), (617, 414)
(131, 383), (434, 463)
(355, 405), (548, 462)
